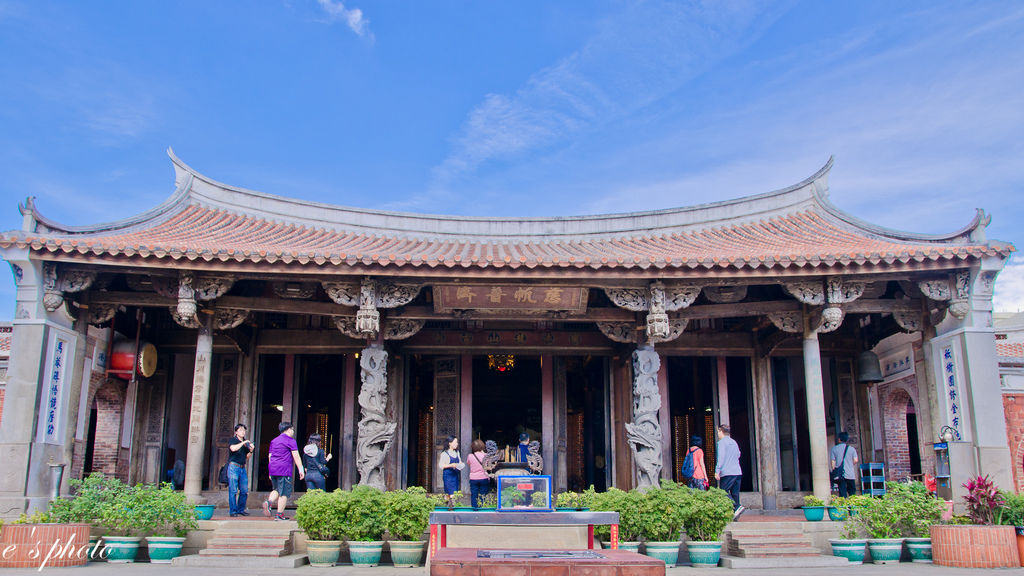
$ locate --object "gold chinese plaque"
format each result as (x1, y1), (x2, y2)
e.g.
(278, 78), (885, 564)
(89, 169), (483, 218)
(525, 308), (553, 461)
(433, 285), (588, 313)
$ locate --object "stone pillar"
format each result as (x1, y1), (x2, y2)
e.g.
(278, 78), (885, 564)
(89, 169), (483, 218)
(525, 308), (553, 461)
(541, 354), (554, 478)
(341, 353), (358, 490)
(625, 346), (663, 491)
(183, 313), (213, 502)
(717, 357), (730, 427)
(802, 323), (831, 502)
(356, 345), (395, 491)
(459, 354), (473, 495)
(752, 355), (780, 509)
(657, 360), (672, 481)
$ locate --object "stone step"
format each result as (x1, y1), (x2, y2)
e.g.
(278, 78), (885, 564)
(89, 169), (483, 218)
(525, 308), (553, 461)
(728, 536), (811, 544)
(174, 553), (309, 568)
(208, 537), (291, 547)
(720, 554), (852, 569)
(199, 548), (289, 557)
(733, 548), (822, 558)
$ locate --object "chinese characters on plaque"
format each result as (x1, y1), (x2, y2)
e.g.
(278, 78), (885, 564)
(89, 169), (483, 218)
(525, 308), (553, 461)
(942, 344), (962, 440)
(39, 333), (73, 444)
(433, 285), (588, 313)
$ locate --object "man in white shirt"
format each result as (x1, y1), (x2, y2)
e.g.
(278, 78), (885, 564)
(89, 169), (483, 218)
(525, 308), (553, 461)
(715, 424), (744, 520)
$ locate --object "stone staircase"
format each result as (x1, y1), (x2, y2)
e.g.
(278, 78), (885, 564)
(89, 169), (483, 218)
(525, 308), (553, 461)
(173, 519), (308, 568)
(720, 521), (851, 569)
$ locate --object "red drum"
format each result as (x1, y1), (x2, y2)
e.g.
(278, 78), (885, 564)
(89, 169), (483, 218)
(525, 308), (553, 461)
(110, 340), (158, 379)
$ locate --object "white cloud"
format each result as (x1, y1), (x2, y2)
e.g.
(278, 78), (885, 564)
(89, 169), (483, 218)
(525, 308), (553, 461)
(431, 1), (788, 190)
(316, 0), (372, 40)
(995, 259), (1024, 313)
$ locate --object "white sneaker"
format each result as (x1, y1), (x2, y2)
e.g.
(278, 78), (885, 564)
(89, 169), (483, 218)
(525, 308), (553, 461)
(733, 505), (745, 520)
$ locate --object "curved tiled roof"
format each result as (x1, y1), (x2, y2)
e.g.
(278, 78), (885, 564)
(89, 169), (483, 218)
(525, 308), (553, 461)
(0, 151), (1012, 272)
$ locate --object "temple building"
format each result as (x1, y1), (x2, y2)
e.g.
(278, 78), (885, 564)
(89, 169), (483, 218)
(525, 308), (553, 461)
(0, 151), (1015, 515)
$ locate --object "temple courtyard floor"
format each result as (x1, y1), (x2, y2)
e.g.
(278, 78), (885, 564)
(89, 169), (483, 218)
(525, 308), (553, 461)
(2, 564), (1023, 575)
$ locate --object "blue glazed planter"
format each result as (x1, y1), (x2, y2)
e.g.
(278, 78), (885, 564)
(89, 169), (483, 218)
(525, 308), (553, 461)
(643, 541), (679, 567)
(867, 538), (904, 564)
(194, 504), (215, 520)
(904, 537), (932, 563)
(802, 506), (825, 521)
(103, 536), (142, 563)
(388, 541), (425, 567)
(827, 506), (848, 521)
(829, 538), (867, 563)
(348, 541), (384, 567)
(146, 536), (186, 564)
(685, 541), (722, 567)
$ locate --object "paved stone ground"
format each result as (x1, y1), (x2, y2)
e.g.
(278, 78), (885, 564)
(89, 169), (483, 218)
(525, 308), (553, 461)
(2, 563), (1024, 575)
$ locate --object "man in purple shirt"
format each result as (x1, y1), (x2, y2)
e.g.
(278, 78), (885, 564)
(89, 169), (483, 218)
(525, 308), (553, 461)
(262, 422), (305, 521)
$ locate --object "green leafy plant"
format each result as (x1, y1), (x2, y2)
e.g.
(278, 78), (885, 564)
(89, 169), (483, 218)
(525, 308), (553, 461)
(839, 519), (862, 540)
(637, 483), (689, 541)
(555, 491), (594, 510)
(48, 473), (126, 526)
(477, 492), (498, 508)
(383, 487), (433, 541)
(13, 510), (52, 524)
(296, 489), (347, 541)
(998, 491), (1024, 527)
(530, 491), (548, 508)
(134, 483), (197, 537)
(848, 481), (943, 539)
(680, 487), (734, 542)
(501, 486), (525, 507)
(99, 484), (146, 536)
(803, 494), (825, 507)
(342, 485), (386, 541)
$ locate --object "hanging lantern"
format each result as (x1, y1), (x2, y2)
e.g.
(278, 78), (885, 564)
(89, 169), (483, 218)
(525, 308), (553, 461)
(487, 354), (515, 372)
(856, 350), (883, 383)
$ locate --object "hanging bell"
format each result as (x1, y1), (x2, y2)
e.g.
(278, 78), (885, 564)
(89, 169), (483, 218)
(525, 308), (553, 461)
(856, 350), (884, 383)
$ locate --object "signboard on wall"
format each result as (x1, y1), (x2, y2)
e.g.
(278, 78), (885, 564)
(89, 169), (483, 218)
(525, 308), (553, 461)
(940, 343), (964, 441)
(37, 330), (77, 445)
(433, 284), (588, 313)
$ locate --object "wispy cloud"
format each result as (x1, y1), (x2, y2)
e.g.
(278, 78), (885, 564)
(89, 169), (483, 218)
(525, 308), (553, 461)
(315, 0), (372, 41)
(995, 258), (1024, 313)
(430, 1), (790, 193)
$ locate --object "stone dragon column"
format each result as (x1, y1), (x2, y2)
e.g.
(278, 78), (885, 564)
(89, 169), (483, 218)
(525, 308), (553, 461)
(356, 345), (396, 491)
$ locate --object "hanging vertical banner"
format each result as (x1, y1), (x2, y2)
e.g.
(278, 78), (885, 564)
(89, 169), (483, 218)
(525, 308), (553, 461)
(38, 331), (76, 444)
(941, 344), (962, 440)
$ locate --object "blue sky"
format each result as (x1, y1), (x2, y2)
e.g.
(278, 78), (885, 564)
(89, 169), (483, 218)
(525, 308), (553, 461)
(1, 1), (1023, 316)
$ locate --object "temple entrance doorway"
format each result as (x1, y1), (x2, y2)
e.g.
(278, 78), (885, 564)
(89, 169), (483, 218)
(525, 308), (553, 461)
(472, 355), (542, 458)
(564, 356), (609, 492)
(294, 355), (344, 489)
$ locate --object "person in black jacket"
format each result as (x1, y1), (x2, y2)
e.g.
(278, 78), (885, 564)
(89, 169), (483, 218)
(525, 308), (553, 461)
(302, 434), (332, 490)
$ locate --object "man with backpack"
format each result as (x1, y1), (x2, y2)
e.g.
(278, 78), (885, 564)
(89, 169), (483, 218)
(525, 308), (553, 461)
(830, 432), (859, 497)
(680, 435), (709, 490)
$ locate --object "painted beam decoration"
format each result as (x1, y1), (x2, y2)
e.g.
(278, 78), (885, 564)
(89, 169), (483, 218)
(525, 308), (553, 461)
(433, 285), (588, 314)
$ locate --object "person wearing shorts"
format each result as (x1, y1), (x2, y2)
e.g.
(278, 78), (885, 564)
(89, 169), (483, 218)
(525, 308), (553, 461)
(263, 422), (304, 521)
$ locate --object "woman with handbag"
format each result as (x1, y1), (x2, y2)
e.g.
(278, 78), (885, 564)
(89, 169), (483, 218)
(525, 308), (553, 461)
(467, 439), (491, 508)
(438, 435), (465, 503)
(302, 434), (332, 491)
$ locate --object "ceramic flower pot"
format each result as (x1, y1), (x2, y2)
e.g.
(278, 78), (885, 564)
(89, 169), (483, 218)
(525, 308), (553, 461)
(145, 536), (186, 564)
(828, 538), (867, 563)
(643, 541), (680, 567)
(618, 541), (640, 553)
(801, 506), (825, 521)
(103, 536), (143, 564)
(388, 540), (426, 567)
(685, 541), (722, 567)
(827, 506), (848, 521)
(866, 538), (904, 564)
(193, 504), (215, 520)
(904, 537), (932, 563)
(348, 540), (384, 566)
(306, 540), (342, 567)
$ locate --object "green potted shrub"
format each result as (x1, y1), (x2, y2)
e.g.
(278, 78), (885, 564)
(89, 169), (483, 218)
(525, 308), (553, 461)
(555, 491), (593, 511)
(383, 487), (433, 567)
(638, 483), (689, 567)
(343, 485), (387, 566)
(98, 484), (147, 563)
(590, 488), (642, 551)
(530, 491), (549, 509)
(827, 496), (848, 521)
(296, 489), (347, 567)
(476, 492), (498, 510)
(999, 490), (1024, 567)
(849, 488), (903, 564)
(894, 482), (944, 563)
(801, 494), (825, 521)
(135, 483), (197, 564)
(681, 487), (734, 567)
(47, 473), (125, 562)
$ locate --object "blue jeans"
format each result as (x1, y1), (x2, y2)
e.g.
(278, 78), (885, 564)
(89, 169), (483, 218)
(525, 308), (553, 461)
(470, 478), (490, 508)
(227, 462), (248, 515)
(305, 472), (326, 491)
(719, 475), (741, 510)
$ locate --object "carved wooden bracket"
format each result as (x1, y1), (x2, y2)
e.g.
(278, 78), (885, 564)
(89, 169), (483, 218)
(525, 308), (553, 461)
(605, 282), (699, 340)
(87, 303), (118, 327)
(703, 285), (747, 304)
(335, 317), (425, 341)
(918, 270), (971, 320)
(271, 281), (318, 299)
(893, 310), (923, 332)
(768, 311), (802, 333)
(597, 318), (688, 344)
(781, 278), (865, 333)
(42, 263), (98, 312)
(213, 308), (250, 330)
(323, 278), (422, 337)
(194, 275), (235, 301)
(176, 272), (197, 321)
(170, 306), (201, 329)
(782, 281), (826, 306)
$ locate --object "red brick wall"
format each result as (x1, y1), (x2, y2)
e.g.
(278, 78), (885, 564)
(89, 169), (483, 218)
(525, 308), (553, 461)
(883, 387), (913, 481)
(70, 371), (109, 480)
(90, 379), (126, 479)
(1003, 393), (1024, 492)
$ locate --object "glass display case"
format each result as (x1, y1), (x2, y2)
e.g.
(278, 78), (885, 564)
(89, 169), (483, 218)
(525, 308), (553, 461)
(497, 475), (552, 511)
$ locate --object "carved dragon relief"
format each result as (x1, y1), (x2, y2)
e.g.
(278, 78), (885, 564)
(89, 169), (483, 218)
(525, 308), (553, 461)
(703, 285), (747, 304)
(782, 281), (826, 306)
(768, 311), (802, 333)
(603, 288), (648, 312)
(356, 346), (396, 491)
(625, 346), (663, 491)
(606, 282), (699, 341)
(213, 308), (250, 331)
(323, 278), (422, 337)
(597, 319), (688, 344)
(779, 278), (865, 334)
(335, 317), (426, 341)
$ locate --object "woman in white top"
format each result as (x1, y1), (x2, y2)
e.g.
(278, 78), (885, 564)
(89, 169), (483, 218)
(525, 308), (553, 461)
(438, 435), (464, 498)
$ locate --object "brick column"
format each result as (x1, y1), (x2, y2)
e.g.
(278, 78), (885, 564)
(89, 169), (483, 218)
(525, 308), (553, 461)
(183, 314), (214, 502)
